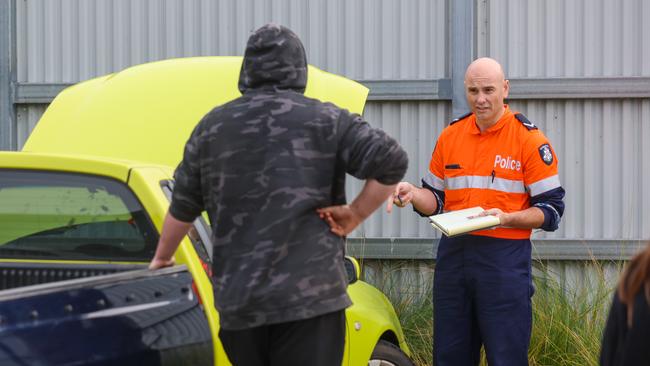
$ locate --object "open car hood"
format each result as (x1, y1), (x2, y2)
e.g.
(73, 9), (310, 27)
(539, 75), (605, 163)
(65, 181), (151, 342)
(23, 57), (369, 168)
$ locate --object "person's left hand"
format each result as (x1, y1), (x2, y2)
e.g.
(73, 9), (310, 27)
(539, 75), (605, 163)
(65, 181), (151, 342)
(472, 208), (510, 227)
(317, 205), (363, 237)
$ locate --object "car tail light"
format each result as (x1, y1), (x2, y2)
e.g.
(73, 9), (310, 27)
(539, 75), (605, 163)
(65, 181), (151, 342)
(190, 259), (212, 305)
(199, 259), (213, 277)
(191, 281), (203, 305)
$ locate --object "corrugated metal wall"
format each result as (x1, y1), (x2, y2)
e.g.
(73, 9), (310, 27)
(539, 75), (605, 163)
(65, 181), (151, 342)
(363, 259), (623, 302)
(479, 0), (650, 77)
(508, 99), (650, 240)
(14, 0), (452, 241)
(357, 98), (650, 242)
(15, 104), (46, 150)
(476, 0), (650, 243)
(16, 0), (447, 82)
(9, 0), (650, 279)
(351, 101), (451, 238)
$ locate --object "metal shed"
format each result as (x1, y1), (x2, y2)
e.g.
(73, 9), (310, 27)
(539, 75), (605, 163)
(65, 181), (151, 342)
(1, 0), (649, 289)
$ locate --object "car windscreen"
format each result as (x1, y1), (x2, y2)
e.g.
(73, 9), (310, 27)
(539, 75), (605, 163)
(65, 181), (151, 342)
(0, 170), (158, 261)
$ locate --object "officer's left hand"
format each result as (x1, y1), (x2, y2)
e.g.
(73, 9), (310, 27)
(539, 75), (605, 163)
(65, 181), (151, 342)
(472, 208), (511, 227)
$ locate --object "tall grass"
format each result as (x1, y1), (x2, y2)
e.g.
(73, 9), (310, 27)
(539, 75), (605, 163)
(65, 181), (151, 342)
(527, 259), (618, 366)
(361, 259), (433, 366)
(362, 259), (619, 366)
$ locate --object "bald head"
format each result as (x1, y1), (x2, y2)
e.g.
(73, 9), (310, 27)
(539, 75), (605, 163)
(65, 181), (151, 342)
(465, 57), (505, 83)
(464, 57), (509, 130)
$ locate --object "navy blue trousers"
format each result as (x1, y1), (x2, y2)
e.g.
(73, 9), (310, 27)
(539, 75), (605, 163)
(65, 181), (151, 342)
(434, 235), (534, 366)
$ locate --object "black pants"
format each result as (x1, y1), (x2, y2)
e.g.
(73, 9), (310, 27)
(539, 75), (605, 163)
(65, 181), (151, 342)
(219, 310), (346, 366)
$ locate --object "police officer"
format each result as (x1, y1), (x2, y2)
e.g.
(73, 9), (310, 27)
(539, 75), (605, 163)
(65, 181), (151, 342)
(149, 24), (408, 366)
(387, 57), (565, 365)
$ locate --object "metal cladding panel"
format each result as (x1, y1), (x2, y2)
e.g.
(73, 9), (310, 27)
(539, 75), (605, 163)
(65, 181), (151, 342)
(484, 0), (650, 77)
(16, 104), (47, 150)
(538, 260), (622, 295)
(16, 0), (447, 83)
(19, 100), (455, 241)
(347, 101), (452, 239)
(361, 259), (622, 303)
(15, 102), (650, 247)
(508, 99), (650, 241)
(348, 98), (650, 243)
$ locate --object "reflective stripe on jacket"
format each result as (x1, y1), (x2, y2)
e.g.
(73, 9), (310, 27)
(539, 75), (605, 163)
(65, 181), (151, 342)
(425, 105), (562, 239)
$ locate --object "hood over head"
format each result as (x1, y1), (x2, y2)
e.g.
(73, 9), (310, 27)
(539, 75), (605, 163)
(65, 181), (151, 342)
(238, 23), (308, 94)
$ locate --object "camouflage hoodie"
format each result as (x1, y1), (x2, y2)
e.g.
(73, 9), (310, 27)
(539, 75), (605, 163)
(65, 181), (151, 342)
(170, 23), (408, 330)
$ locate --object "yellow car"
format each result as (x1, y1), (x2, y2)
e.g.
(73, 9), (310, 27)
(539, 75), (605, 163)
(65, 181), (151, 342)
(0, 57), (414, 366)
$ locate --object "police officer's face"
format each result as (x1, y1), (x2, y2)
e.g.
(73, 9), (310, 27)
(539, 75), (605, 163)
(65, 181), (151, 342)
(465, 68), (509, 126)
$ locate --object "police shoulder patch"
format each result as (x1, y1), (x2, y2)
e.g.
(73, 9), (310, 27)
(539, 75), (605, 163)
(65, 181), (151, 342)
(514, 113), (538, 130)
(449, 112), (473, 125)
(538, 143), (553, 165)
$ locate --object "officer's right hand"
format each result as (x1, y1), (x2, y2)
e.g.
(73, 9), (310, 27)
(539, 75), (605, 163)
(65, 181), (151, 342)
(386, 182), (415, 213)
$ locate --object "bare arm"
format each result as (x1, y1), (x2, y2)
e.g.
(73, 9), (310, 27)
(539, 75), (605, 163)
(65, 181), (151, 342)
(351, 179), (397, 220)
(149, 213), (193, 269)
(317, 179), (396, 237)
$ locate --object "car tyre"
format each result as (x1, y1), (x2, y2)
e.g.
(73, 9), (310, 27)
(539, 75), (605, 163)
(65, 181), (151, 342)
(368, 340), (416, 366)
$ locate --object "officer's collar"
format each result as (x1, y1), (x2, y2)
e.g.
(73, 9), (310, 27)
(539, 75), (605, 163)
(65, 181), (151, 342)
(470, 105), (511, 135)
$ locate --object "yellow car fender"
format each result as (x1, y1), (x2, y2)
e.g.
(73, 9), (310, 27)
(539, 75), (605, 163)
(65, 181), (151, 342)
(346, 280), (411, 365)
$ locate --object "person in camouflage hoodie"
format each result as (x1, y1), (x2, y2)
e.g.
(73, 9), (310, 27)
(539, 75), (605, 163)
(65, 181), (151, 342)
(149, 23), (408, 366)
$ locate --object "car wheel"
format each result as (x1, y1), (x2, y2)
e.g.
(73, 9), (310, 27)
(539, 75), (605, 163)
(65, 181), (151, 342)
(368, 340), (415, 366)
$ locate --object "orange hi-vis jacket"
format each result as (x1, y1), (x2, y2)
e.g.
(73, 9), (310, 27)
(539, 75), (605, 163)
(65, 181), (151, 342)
(424, 106), (562, 240)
